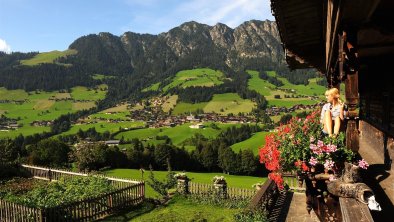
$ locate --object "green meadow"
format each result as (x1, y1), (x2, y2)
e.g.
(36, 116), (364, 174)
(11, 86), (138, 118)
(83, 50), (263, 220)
(231, 131), (271, 155)
(160, 68), (225, 91)
(20, 49), (77, 66)
(58, 121), (146, 136)
(104, 168), (265, 198)
(114, 122), (242, 149)
(247, 70), (325, 108)
(0, 86), (107, 138)
(203, 93), (256, 115)
(161, 95), (178, 112)
(172, 102), (208, 115)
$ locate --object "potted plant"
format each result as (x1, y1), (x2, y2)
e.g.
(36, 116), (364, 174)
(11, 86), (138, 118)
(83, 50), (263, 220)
(259, 109), (364, 190)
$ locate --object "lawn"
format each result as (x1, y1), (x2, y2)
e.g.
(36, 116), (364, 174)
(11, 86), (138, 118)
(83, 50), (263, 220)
(231, 131), (271, 155)
(104, 169), (266, 198)
(20, 49), (77, 66)
(203, 93), (256, 115)
(162, 68), (225, 91)
(100, 195), (240, 222)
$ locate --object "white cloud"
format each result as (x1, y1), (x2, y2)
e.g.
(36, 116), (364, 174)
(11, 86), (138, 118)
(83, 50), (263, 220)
(175, 0), (274, 28)
(121, 0), (274, 34)
(0, 38), (11, 54)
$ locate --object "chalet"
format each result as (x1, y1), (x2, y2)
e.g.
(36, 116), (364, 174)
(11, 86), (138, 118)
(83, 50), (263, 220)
(270, 0), (394, 220)
(104, 140), (120, 146)
(189, 123), (205, 129)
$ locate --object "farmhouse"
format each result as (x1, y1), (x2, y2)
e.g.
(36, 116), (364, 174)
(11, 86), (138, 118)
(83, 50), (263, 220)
(104, 140), (120, 146)
(189, 123), (205, 129)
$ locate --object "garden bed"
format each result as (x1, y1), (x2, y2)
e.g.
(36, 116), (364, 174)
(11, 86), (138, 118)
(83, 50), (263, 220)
(1, 176), (115, 208)
(0, 165), (145, 222)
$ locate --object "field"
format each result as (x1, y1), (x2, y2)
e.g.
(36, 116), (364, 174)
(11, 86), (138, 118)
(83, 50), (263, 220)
(160, 68), (225, 92)
(172, 93), (256, 116)
(231, 131), (271, 155)
(142, 82), (160, 92)
(114, 122), (243, 149)
(70, 85), (107, 101)
(172, 102), (208, 115)
(247, 70), (276, 96)
(20, 49), (77, 66)
(247, 70), (325, 108)
(204, 93), (256, 115)
(58, 121), (146, 136)
(104, 168), (266, 198)
(0, 86), (107, 139)
(161, 95), (178, 112)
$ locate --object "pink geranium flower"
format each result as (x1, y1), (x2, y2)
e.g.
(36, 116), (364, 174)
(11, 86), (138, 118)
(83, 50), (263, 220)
(324, 159), (334, 169)
(317, 140), (324, 148)
(309, 157), (318, 166)
(358, 159), (369, 169)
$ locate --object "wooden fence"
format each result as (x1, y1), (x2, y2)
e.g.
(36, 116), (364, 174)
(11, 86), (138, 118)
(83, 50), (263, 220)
(0, 165), (145, 222)
(21, 164), (142, 189)
(187, 182), (256, 199)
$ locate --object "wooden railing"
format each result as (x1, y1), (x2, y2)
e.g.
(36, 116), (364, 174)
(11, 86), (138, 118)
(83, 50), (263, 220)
(248, 179), (279, 213)
(1, 165), (145, 222)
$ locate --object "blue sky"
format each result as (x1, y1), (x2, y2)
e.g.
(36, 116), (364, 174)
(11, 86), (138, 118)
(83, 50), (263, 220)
(0, 0), (274, 53)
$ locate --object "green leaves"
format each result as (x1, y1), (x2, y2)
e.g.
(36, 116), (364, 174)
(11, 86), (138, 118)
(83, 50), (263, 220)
(2, 176), (114, 208)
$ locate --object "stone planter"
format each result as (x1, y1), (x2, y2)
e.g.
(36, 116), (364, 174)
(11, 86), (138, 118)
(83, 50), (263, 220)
(176, 177), (190, 194)
(213, 182), (227, 198)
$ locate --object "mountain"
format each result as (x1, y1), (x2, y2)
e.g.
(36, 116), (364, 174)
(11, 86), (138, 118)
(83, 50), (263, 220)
(0, 20), (317, 105)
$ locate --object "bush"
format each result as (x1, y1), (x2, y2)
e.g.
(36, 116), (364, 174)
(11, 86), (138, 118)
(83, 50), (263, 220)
(233, 209), (268, 222)
(2, 176), (114, 208)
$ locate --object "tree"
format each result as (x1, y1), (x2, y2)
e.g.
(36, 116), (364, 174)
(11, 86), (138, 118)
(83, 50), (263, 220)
(29, 138), (70, 167)
(218, 146), (237, 174)
(200, 144), (217, 171)
(73, 142), (108, 171)
(279, 114), (293, 125)
(239, 149), (258, 175)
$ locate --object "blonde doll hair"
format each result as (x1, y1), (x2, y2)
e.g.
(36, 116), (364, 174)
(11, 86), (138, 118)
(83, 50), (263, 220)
(325, 88), (343, 105)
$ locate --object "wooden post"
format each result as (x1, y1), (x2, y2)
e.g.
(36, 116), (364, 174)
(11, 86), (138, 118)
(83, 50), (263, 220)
(342, 30), (360, 152)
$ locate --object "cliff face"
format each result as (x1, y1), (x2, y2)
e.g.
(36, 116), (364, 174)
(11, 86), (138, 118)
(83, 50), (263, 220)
(69, 20), (283, 75)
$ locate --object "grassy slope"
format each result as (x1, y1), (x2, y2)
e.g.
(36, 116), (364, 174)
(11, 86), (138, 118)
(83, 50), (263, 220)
(0, 86), (107, 138)
(142, 82), (160, 92)
(114, 122), (242, 147)
(231, 131), (271, 155)
(162, 95), (178, 112)
(58, 121), (146, 136)
(104, 169), (265, 198)
(20, 49), (77, 66)
(203, 93), (256, 115)
(161, 68), (225, 92)
(172, 102), (208, 115)
(247, 70), (325, 108)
